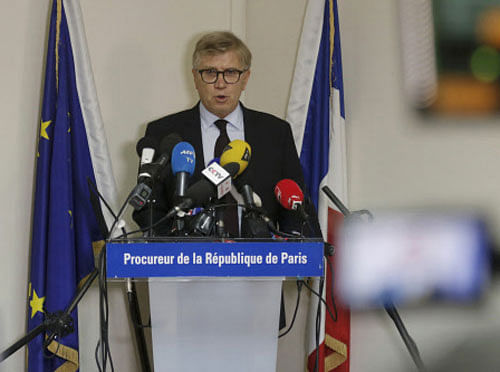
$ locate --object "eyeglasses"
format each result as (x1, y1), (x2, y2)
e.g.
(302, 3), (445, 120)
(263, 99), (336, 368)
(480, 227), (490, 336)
(197, 68), (248, 84)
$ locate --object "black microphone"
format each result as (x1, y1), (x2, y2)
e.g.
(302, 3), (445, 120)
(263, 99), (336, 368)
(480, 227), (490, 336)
(238, 184), (271, 238)
(136, 136), (159, 165)
(129, 136), (159, 210)
(165, 162), (240, 219)
(190, 207), (216, 236)
(240, 184), (257, 209)
(136, 133), (182, 184)
(129, 133), (182, 210)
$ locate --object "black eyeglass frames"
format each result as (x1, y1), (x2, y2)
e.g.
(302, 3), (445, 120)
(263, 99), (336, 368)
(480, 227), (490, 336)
(197, 68), (248, 84)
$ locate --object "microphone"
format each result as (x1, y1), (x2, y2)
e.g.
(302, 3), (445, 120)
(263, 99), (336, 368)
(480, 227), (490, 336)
(238, 184), (271, 238)
(137, 133), (182, 183)
(149, 133), (183, 177)
(218, 140), (252, 236)
(171, 142), (196, 197)
(136, 136), (159, 165)
(165, 162), (241, 219)
(220, 139), (251, 177)
(191, 211), (215, 235)
(129, 133), (182, 210)
(274, 179), (309, 221)
(240, 184), (257, 209)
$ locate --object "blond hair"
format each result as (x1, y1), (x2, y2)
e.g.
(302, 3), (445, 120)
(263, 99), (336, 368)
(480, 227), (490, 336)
(192, 31), (252, 70)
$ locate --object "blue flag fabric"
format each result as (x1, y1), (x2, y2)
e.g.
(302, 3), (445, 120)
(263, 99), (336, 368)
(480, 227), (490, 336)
(27, 0), (104, 370)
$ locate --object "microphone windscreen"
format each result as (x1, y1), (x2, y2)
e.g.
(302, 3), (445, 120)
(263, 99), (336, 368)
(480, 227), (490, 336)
(159, 133), (183, 154)
(136, 136), (159, 157)
(274, 179), (304, 210)
(185, 179), (216, 206)
(171, 142), (196, 175)
(220, 139), (251, 177)
(222, 162), (240, 177)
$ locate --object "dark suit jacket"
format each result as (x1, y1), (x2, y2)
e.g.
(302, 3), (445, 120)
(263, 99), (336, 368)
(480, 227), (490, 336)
(133, 103), (320, 236)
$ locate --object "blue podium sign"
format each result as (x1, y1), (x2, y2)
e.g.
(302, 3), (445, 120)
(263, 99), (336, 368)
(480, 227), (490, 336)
(106, 241), (324, 278)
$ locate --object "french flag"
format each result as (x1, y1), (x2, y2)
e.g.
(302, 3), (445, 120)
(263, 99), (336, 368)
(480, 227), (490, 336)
(286, 0), (350, 371)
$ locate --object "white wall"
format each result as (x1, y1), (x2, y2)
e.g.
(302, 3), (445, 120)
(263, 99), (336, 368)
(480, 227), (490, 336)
(2, 0), (500, 371)
(0, 1), (50, 370)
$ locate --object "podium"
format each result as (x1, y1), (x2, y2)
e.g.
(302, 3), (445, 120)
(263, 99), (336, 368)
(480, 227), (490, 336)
(107, 238), (324, 372)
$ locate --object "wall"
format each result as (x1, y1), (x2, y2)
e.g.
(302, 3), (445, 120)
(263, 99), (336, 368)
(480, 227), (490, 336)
(0, 1), (50, 370)
(2, 0), (500, 371)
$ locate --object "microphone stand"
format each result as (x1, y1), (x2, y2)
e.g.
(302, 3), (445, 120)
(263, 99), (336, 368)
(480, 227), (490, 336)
(121, 194), (153, 372)
(321, 186), (426, 372)
(125, 279), (151, 372)
(0, 267), (98, 362)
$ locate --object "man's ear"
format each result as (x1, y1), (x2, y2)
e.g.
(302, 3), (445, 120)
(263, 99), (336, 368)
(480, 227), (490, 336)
(241, 69), (251, 90)
(192, 69), (200, 91)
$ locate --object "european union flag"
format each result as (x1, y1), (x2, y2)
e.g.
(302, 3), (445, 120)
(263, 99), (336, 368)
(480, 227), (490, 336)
(27, 0), (107, 370)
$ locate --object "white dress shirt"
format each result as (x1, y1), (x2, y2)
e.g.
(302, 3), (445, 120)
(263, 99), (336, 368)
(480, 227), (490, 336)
(199, 102), (245, 166)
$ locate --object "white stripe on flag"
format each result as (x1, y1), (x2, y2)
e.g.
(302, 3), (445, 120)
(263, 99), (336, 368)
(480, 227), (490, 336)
(286, 0), (325, 154)
(64, 0), (119, 226)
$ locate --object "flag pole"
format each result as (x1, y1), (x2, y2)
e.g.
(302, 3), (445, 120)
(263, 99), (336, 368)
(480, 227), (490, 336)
(321, 186), (427, 372)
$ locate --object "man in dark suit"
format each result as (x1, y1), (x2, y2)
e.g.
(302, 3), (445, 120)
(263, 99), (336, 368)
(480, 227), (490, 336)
(133, 31), (318, 237)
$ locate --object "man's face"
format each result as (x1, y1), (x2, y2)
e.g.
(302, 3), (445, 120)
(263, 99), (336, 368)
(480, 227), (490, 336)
(192, 50), (250, 118)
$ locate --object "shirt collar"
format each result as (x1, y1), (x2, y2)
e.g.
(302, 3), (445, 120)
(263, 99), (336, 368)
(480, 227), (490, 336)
(199, 102), (244, 131)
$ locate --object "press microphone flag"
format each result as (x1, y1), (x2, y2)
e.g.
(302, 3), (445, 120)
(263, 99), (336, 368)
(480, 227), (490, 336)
(201, 162), (232, 199)
(165, 162), (241, 218)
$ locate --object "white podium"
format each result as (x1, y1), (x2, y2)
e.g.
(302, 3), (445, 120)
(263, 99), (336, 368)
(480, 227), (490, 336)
(150, 279), (282, 371)
(107, 238), (324, 372)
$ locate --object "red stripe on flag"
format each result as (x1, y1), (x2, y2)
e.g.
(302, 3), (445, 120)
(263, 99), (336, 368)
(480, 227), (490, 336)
(307, 208), (350, 372)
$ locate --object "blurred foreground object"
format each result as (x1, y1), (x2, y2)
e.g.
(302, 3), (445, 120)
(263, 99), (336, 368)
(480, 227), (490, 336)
(338, 210), (490, 309)
(400, 0), (500, 115)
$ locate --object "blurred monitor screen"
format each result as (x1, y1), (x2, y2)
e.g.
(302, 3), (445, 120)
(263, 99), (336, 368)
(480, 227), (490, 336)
(337, 210), (490, 309)
(400, 0), (500, 116)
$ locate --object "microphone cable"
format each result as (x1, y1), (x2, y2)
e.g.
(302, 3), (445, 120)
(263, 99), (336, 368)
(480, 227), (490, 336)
(93, 186), (142, 371)
(278, 280), (303, 338)
(86, 177), (126, 237)
(300, 278), (338, 323)
(96, 245), (114, 372)
(84, 177), (120, 371)
(325, 248), (339, 323)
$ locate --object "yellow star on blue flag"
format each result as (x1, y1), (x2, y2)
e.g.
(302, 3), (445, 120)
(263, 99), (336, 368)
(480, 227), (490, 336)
(29, 289), (45, 319)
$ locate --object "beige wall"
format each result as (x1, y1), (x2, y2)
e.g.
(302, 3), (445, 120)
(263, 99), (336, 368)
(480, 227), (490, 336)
(2, 0), (500, 371)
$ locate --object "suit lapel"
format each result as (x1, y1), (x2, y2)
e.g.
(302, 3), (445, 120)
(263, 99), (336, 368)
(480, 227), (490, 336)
(183, 103), (205, 180)
(240, 104), (260, 185)
(242, 103), (258, 146)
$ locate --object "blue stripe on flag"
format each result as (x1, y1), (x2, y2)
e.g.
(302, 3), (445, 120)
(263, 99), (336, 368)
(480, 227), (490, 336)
(332, 0), (345, 118)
